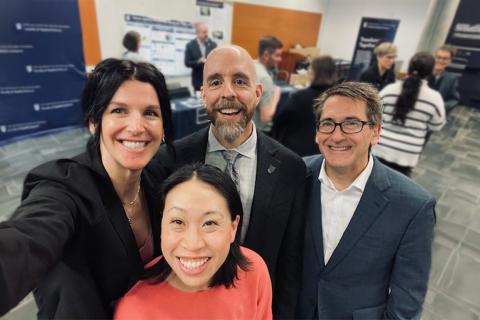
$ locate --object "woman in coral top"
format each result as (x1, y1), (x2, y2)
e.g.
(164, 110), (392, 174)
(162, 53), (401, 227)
(115, 163), (272, 320)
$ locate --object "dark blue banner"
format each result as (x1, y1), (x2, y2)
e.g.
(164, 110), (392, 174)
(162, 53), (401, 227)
(445, 0), (480, 108)
(0, 0), (86, 144)
(348, 17), (400, 81)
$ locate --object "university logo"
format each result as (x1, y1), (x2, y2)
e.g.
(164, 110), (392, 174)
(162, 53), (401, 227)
(0, 125), (7, 133)
(15, 23), (22, 30)
(33, 104), (40, 111)
(26, 65), (33, 73)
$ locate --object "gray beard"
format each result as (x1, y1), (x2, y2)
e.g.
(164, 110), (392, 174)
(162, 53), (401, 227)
(214, 121), (245, 144)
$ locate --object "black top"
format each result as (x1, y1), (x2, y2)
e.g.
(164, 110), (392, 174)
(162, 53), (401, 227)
(271, 84), (331, 157)
(0, 144), (169, 318)
(359, 64), (395, 91)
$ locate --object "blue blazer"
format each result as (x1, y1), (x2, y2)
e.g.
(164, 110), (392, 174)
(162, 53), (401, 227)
(296, 155), (435, 320)
(427, 71), (460, 112)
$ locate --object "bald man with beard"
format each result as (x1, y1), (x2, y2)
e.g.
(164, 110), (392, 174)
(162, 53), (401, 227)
(156, 46), (306, 318)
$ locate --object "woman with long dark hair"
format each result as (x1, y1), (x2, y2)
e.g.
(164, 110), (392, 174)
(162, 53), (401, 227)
(0, 59), (174, 318)
(373, 52), (446, 176)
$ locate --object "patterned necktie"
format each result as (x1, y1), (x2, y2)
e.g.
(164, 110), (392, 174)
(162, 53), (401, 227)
(221, 150), (240, 190)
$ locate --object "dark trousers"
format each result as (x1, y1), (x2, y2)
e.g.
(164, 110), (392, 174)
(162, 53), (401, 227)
(377, 158), (413, 177)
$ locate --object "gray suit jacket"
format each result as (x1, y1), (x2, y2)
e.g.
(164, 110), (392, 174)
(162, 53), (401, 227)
(296, 155), (435, 320)
(428, 71), (460, 112)
(156, 127), (306, 319)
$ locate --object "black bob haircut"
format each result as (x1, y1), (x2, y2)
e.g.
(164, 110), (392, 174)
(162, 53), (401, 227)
(144, 163), (251, 288)
(81, 58), (174, 151)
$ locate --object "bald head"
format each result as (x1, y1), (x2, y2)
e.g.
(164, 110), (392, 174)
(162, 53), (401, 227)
(200, 45), (263, 148)
(195, 22), (208, 42)
(204, 45), (257, 83)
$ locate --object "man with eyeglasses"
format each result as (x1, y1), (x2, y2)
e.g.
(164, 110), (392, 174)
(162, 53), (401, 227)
(427, 45), (460, 114)
(296, 82), (436, 319)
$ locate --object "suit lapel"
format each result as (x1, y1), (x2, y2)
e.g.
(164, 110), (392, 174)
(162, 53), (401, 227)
(175, 127), (208, 165)
(323, 159), (390, 273)
(306, 159), (325, 269)
(244, 132), (281, 245)
(84, 150), (144, 280)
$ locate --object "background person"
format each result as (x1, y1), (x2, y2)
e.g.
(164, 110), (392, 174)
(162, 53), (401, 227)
(427, 45), (460, 114)
(184, 22), (217, 92)
(359, 42), (397, 91)
(122, 30), (145, 63)
(0, 59), (173, 319)
(271, 55), (338, 156)
(373, 52), (446, 176)
(156, 45), (305, 318)
(296, 82), (436, 319)
(115, 163), (272, 320)
(253, 36), (283, 133)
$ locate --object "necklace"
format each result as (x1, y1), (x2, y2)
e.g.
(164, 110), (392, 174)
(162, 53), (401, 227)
(122, 177), (141, 224)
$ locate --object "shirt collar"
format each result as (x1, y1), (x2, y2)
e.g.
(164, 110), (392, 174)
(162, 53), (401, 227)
(319, 154), (374, 192)
(207, 123), (257, 159)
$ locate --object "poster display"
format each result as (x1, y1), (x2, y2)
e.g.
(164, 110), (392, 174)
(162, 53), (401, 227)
(195, 0), (229, 45)
(124, 14), (196, 77)
(444, 0), (480, 108)
(348, 17), (400, 81)
(0, 0), (86, 144)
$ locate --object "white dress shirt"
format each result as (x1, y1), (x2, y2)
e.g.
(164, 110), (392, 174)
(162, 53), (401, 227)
(319, 155), (374, 264)
(205, 125), (257, 243)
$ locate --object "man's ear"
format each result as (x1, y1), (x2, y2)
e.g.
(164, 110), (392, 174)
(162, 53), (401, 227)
(88, 121), (96, 135)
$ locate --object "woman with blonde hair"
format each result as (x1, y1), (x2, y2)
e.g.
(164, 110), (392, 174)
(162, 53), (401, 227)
(360, 42), (397, 90)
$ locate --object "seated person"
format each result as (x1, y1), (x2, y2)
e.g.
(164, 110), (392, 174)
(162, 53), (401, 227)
(427, 45), (460, 114)
(360, 42), (397, 91)
(115, 163), (272, 320)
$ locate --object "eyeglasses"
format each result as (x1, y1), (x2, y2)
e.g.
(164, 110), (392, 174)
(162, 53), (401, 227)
(316, 119), (374, 134)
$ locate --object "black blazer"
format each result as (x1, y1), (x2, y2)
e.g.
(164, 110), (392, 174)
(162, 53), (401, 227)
(271, 85), (330, 157)
(359, 64), (395, 91)
(184, 38), (217, 90)
(156, 127), (306, 318)
(0, 145), (168, 318)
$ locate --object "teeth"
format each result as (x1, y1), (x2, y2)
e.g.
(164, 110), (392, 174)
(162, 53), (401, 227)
(122, 141), (146, 149)
(179, 257), (209, 270)
(330, 146), (349, 151)
(219, 108), (239, 115)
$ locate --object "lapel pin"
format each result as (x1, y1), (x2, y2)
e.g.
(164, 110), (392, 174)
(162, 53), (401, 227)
(267, 165), (276, 174)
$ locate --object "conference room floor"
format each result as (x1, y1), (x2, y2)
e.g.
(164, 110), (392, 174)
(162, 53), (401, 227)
(1, 106), (479, 319)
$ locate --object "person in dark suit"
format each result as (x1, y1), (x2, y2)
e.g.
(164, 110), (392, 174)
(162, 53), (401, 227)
(296, 82), (435, 319)
(0, 59), (174, 318)
(184, 22), (217, 91)
(359, 42), (397, 90)
(271, 55), (338, 156)
(157, 45), (306, 319)
(427, 45), (460, 114)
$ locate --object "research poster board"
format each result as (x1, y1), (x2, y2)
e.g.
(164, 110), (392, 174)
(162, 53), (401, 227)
(445, 0), (480, 108)
(348, 17), (400, 80)
(194, 0), (229, 45)
(0, 0), (86, 144)
(124, 14), (196, 77)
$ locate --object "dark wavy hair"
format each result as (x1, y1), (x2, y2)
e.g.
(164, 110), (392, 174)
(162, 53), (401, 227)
(143, 163), (251, 288)
(258, 35), (283, 57)
(393, 52), (434, 124)
(81, 58), (174, 151)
